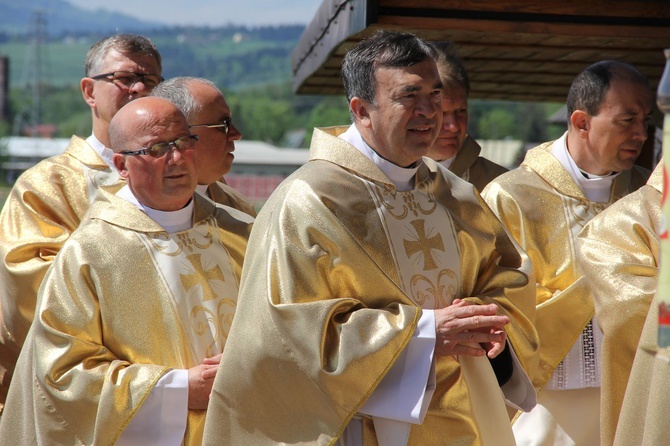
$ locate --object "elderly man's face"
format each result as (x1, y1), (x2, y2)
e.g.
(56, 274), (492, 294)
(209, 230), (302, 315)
(115, 102), (198, 211)
(359, 58), (443, 167)
(187, 82), (242, 185)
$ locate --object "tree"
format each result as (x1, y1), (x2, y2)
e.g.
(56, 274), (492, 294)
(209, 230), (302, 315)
(303, 96), (351, 146)
(477, 108), (515, 140)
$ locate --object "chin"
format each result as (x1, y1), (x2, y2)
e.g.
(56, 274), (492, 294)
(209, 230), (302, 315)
(428, 147), (455, 160)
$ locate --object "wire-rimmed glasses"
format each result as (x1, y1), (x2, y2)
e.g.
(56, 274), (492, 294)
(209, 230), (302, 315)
(119, 135), (199, 158)
(90, 71), (164, 89)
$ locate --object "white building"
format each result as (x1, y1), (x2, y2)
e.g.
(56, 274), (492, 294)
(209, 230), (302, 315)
(0, 136), (310, 205)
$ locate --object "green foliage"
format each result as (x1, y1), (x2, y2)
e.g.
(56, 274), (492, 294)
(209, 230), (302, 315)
(0, 25), (562, 146)
(304, 96), (351, 146)
(476, 108), (515, 140)
(230, 96), (294, 144)
(470, 100), (564, 143)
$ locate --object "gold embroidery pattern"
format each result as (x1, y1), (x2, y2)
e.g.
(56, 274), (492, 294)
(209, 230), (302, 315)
(147, 228), (216, 256)
(403, 219), (445, 271)
(566, 197), (607, 229)
(410, 269), (458, 309)
(375, 182), (437, 220)
(179, 253), (226, 302)
(190, 298), (237, 357)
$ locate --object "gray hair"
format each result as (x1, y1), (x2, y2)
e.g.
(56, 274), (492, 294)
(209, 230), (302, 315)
(84, 34), (162, 77)
(151, 77), (218, 121)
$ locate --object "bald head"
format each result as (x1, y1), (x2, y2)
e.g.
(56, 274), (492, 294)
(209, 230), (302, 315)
(109, 96), (188, 152)
(111, 96), (198, 211)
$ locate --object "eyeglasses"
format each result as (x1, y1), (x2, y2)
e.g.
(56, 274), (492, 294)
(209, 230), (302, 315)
(120, 135), (199, 158)
(90, 71), (164, 89)
(188, 117), (232, 134)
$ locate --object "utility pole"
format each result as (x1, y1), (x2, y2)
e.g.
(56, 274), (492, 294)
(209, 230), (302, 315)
(13, 10), (47, 136)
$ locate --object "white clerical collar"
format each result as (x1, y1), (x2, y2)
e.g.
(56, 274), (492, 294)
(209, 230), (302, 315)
(339, 124), (419, 191)
(116, 185), (194, 232)
(86, 134), (115, 169)
(551, 131), (619, 203)
(437, 156), (456, 170)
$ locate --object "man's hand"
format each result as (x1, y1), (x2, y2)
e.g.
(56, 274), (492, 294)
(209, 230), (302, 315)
(187, 353), (223, 410)
(434, 299), (509, 358)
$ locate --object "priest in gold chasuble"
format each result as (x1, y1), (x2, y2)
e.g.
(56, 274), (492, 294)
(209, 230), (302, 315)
(483, 60), (653, 445)
(0, 136), (123, 402)
(203, 125), (539, 445)
(578, 162), (663, 446)
(0, 34), (164, 413)
(425, 42), (508, 193)
(0, 97), (253, 445)
(204, 31), (539, 446)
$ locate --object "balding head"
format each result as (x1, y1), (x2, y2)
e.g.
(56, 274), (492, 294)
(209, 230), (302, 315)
(152, 77), (242, 184)
(111, 97), (198, 211)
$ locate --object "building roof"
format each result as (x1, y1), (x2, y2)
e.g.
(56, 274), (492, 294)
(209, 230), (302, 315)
(233, 141), (309, 166)
(292, 0), (670, 103)
(1, 136), (70, 158)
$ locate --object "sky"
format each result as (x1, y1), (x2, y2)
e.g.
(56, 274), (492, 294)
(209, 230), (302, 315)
(65, 0), (324, 28)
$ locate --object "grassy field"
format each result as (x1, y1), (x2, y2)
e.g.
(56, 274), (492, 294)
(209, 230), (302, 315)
(0, 41), (90, 88)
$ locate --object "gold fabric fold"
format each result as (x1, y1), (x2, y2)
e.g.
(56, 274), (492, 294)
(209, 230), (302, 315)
(207, 179), (257, 217)
(448, 135), (508, 192)
(203, 126), (538, 445)
(0, 136), (123, 413)
(578, 161), (663, 446)
(0, 191), (252, 444)
(482, 142), (649, 391)
(613, 298), (668, 445)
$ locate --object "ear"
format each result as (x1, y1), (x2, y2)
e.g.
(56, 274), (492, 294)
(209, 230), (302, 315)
(113, 153), (130, 179)
(350, 97), (372, 128)
(570, 110), (590, 137)
(81, 77), (96, 108)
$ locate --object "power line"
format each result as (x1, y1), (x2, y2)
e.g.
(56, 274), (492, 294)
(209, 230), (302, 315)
(13, 10), (48, 136)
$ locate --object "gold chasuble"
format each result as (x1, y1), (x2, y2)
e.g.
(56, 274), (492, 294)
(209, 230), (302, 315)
(482, 142), (649, 393)
(0, 190), (252, 445)
(0, 136), (123, 412)
(203, 127), (538, 445)
(207, 179), (257, 217)
(448, 135), (508, 192)
(578, 163), (663, 446)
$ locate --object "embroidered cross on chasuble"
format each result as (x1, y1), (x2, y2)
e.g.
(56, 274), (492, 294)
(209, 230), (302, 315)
(366, 181), (461, 309)
(137, 225), (240, 361)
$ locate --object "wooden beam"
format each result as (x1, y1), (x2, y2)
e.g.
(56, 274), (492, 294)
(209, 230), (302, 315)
(379, 0), (670, 20)
(377, 16), (670, 40)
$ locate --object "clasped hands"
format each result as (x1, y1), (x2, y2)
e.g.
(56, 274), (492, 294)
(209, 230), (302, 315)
(187, 353), (222, 410)
(434, 298), (509, 358)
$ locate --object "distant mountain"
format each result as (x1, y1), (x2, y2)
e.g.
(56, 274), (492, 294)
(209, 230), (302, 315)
(0, 0), (164, 37)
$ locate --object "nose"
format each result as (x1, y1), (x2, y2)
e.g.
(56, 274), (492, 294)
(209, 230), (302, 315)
(415, 95), (439, 118)
(632, 118), (649, 141)
(442, 112), (460, 131)
(166, 144), (186, 165)
(128, 79), (153, 97)
(228, 123), (242, 141)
